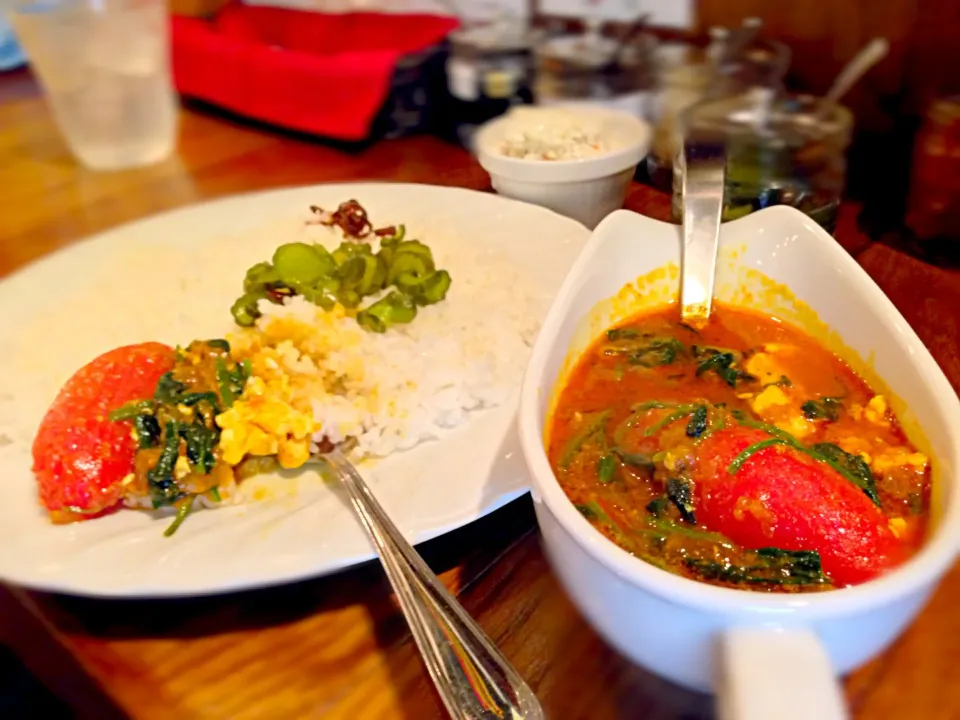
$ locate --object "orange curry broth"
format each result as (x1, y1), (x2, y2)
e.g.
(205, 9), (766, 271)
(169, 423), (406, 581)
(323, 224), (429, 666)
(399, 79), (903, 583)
(545, 303), (930, 592)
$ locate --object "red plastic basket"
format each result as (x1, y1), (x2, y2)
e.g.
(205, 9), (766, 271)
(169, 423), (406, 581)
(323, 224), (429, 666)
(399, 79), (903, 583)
(172, 5), (459, 142)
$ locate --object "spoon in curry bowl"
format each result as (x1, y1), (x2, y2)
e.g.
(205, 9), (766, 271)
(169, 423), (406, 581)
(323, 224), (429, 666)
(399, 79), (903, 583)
(318, 448), (543, 720)
(680, 126), (727, 327)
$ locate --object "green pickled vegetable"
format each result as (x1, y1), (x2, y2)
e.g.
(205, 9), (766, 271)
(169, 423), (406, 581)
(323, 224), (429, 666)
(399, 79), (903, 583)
(387, 251), (434, 286)
(415, 270), (451, 305)
(332, 241), (372, 267)
(337, 255), (367, 287)
(356, 291), (418, 333)
(231, 291), (266, 327)
(356, 255), (385, 295)
(381, 224), (405, 246)
(243, 262), (281, 293)
(273, 243), (336, 286)
(337, 289), (362, 309)
(298, 280), (340, 310)
(231, 206), (451, 333)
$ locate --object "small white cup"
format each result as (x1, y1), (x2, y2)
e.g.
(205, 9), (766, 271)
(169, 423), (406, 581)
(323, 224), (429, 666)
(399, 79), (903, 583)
(474, 106), (651, 229)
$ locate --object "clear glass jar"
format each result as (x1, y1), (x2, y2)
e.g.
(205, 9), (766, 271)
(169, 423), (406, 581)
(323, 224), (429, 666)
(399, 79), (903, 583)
(647, 36), (791, 191)
(673, 91), (853, 234)
(645, 45), (712, 190)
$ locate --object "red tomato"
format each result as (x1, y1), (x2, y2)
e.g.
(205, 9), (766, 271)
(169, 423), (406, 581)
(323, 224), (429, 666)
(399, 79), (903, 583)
(32, 342), (176, 522)
(692, 427), (905, 587)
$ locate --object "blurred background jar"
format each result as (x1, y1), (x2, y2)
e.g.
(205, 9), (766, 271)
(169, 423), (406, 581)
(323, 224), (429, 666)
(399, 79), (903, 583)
(443, 17), (535, 148)
(645, 20), (790, 191)
(532, 16), (655, 120)
(906, 96), (960, 246)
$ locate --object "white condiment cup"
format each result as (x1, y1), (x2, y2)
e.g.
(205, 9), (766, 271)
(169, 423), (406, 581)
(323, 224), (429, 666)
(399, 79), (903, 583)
(474, 106), (651, 229)
(518, 206), (960, 719)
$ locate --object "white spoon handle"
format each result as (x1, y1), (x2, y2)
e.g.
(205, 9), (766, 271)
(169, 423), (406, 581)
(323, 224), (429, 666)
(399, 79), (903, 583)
(717, 628), (848, 720)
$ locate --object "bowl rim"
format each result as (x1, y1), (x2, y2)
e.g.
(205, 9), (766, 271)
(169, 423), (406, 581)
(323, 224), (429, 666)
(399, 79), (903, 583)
(518, 204), (960, 619)
(474, 106), (652, 184)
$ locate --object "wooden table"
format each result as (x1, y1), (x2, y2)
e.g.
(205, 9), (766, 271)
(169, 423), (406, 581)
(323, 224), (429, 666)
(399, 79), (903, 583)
(3, 69), (960, 720)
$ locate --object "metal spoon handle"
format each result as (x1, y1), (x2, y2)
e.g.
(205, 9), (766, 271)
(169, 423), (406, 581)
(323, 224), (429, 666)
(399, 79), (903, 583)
(326, 451), (543, 720)
(680, 130), (727, 325)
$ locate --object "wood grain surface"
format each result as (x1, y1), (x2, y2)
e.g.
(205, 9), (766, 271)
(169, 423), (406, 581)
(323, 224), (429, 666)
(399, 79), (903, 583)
(3, 69), (960, 719)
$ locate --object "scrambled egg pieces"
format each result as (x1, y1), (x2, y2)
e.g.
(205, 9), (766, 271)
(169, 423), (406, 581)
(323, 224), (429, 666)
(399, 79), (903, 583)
(217, 374), (318, 469)
(849, 395), (890, 425)
(215, 309), (365, 470)
(742, 347), (813, 436)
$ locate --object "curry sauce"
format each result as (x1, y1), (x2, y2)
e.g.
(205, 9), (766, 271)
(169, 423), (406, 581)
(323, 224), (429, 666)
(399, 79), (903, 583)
(547, 304), (930, 591)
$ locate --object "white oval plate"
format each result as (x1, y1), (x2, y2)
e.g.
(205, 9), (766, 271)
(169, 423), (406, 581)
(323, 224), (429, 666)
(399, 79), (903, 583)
(0, 183), (589, 597)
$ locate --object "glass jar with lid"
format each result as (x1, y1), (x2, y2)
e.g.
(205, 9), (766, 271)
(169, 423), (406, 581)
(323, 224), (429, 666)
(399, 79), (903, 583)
(673, 90), (853, 234)
(533, 26), (656, 119)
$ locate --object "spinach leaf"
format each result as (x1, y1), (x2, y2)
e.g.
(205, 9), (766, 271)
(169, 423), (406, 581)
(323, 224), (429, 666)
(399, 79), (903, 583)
(666, 478), (696, 523)
(685, 405), (708, 438)
(643, 404), (699, 437)
(645, 496), (670, 517)
(148, 421), (182, 508)
(574, 500), (631, 547)
(633, 400), (675, 411)
(606, 328), (639, 341)
(207, 339), (231, 353)
(628, 337), (685, 367)
(602, 333), (685, 367)
(636, 516), (733, 545)
(164, 501), (193, 538)
(684, 547), (831, 587)
(183, 423), (218, 475)
(801, 397), (843, 421)
(764, 375), (793, 389)
(215, 358), (239, 408)
(180, 391), (221, 410)
(154, 373), (186, 404)
(559, 411), (611, 468)
(727, 437), (789, 474)
(575, 502), (600, 521)
(907, 492), (924, 515)
(811, 443), (881, 506)
(694, 348), (755, 387)
(613, 447), (655, 471)
(108, 400), (156, 422)
(597, 454), (618, 483)
(134, 414), (161, 449)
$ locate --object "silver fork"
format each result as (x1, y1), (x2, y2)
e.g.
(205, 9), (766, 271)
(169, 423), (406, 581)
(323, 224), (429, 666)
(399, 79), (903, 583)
(321, 449), (543, 720)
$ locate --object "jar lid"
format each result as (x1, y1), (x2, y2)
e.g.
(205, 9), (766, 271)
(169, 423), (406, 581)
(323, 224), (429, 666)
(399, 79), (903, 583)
(450, 21), (532, 55)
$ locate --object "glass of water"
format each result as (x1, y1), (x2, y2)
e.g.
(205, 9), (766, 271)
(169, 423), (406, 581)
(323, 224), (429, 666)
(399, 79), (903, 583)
(10, 0), (177, 170)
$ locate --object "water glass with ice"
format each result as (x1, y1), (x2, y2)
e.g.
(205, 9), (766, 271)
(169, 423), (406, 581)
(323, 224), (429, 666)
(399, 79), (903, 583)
(10, 0), (178, 170)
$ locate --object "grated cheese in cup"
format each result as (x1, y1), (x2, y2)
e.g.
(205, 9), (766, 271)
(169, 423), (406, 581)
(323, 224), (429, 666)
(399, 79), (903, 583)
(498, 110), (609, 161)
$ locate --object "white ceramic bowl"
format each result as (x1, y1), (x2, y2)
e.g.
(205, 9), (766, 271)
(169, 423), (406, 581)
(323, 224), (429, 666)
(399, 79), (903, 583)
(518, 206), (960, 719)
(474, 106), (651, 229)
